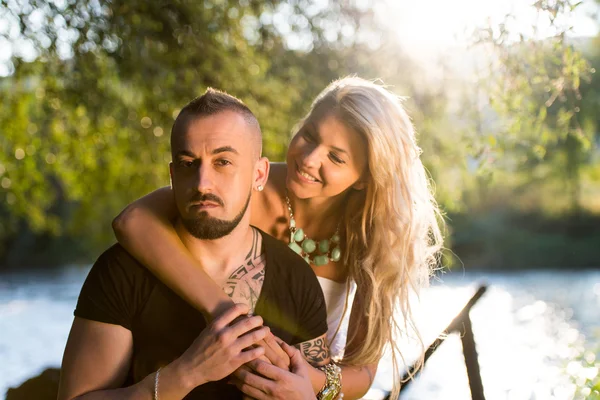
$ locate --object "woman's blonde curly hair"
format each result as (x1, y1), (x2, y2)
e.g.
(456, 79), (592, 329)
(295, 76), (444, 397)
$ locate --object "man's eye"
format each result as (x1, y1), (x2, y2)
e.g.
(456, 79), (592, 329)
(179, 160), (194, 167)
(215, 159), (231, 166)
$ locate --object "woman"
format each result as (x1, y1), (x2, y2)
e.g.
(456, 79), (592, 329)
(113, 76), (443, 399)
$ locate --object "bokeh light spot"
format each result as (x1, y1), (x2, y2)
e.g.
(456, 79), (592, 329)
(45, 153), (57, 164)
(140, 117), (152, 128)
(249, 64), (260, 75)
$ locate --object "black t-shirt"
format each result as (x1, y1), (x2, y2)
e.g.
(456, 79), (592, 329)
(74, 229), (327, 399)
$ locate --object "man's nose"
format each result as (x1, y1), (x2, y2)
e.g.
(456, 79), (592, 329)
(195, 164), (214, 192)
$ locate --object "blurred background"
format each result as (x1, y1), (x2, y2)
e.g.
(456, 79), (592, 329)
(0, 0), (599, 398)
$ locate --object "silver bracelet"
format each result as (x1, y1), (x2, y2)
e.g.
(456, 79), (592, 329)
(154, 367), (161, 400)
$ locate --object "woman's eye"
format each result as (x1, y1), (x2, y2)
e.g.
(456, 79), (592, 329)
(302, 131), (315, 142)
(330, 153), (345, 164)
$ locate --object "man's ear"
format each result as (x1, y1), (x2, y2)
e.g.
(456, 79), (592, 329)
(253, 157), (270, 191)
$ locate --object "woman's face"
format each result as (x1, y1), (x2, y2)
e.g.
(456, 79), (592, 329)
(286, 113), (368, 200)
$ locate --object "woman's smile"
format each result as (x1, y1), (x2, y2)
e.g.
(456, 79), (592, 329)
(295, 163), (321, 184)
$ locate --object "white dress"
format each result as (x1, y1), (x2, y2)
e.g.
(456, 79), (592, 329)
(316, 276), (357, 360)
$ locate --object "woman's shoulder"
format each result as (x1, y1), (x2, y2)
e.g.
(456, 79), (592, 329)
(259, 162), (287, 207)
(267, 162), (287, 188)
(250, 162), (288, 234)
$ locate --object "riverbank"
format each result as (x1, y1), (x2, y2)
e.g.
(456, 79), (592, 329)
(2, 210), (600, 271)
(448, 210), (600, 270)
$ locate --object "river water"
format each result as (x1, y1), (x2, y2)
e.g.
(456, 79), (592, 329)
(1, 267), (599, 399)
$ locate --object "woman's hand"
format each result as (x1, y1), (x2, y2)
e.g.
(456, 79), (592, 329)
(231, 341), (316, 400)
(256, 331), (291, 370)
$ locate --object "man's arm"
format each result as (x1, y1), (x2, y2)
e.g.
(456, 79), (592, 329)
(58, 305), (268, 400)
(57, 318), (190, 400)
(58, 317), (145, 400)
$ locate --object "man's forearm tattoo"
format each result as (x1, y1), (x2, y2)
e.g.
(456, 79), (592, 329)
(222, 228), (266, 313)
(296, 335), (330, 366)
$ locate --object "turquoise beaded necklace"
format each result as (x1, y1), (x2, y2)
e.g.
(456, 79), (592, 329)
(285, 194), (342, 266)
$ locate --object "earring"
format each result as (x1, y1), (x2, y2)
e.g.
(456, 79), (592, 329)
(257, 185), (264, 191)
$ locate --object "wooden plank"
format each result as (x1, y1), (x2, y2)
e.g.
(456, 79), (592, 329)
(384, 285), (487, 400)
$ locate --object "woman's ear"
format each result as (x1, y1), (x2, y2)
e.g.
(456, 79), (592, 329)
(352, 179), (366, 191)
(352, 167), (369, 191)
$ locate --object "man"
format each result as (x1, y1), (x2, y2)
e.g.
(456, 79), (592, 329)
(58, 89), (329, 399)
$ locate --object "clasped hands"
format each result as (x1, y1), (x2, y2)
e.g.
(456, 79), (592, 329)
(174, 303), (315, 400)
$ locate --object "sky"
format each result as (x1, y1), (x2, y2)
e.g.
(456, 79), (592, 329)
(0, 0), (598, 77)
(376, 0), (599, 62)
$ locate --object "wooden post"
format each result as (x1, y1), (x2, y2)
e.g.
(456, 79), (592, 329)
(460, 315), (485, 400)
(386, 285), (487, 400)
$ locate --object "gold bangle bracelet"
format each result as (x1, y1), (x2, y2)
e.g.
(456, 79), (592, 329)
(316, 362), (342, 400)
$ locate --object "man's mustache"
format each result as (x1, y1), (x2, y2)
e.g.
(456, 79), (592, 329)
(188, 192), (224, 207)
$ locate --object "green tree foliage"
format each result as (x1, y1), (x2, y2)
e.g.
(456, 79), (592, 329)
(0, 0), (598, 268)
(0, 0), (378, 265)
(473, 0), (596, 212)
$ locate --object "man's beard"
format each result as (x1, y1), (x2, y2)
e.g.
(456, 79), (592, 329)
(181, 190), (252, 240)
